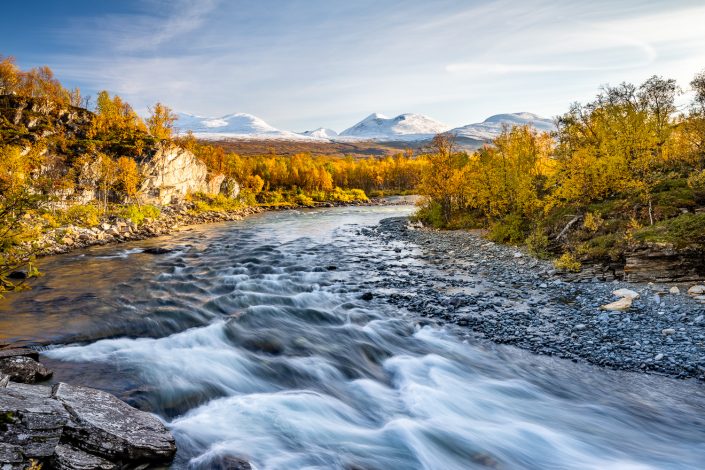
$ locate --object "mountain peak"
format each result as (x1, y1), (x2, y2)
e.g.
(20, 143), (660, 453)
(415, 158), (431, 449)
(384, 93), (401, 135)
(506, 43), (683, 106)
(340, 112), (450, 139)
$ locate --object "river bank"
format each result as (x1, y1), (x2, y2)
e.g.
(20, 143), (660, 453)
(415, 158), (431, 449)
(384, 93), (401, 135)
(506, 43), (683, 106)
(374, 217), (705, 381)
(21, 197), (413, 261)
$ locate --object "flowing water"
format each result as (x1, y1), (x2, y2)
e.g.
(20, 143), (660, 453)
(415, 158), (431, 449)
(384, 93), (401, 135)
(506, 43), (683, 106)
(2, 204), (705, 469)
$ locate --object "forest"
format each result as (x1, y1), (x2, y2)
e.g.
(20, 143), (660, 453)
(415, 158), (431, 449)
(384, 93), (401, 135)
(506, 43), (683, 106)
(416, 72), (705, 271)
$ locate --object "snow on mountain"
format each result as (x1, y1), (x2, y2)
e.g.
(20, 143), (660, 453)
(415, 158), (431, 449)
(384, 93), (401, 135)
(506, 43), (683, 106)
(451, 112), (555, 141)
(175, 112), (319, 140)
(299, 127), (339, 139)
(339, 113), (451, 140)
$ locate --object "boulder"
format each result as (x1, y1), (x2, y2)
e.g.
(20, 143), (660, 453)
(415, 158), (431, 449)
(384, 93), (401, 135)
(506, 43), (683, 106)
(142, 247), (173, 255)
(600, 297), (632, 311)
(52, 383), (176, 464)
(0, 356), (53, 383)
(50, 444), (117, 470)
(0, 383), (69, 460)
(669, 286), (680, 294)
(688, 285), (705, 296)
(0, 348), (39, 361)
(612, 288), (640, 299)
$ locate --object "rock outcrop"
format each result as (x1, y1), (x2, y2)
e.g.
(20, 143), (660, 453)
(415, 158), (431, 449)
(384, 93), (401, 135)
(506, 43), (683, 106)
(624, 243), (705, 283)
(139, 143), (212, 205)
(0, 380), (176, 469)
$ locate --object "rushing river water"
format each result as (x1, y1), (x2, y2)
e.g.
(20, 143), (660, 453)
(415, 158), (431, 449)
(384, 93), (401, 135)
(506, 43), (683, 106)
(2, 204), (705, 469)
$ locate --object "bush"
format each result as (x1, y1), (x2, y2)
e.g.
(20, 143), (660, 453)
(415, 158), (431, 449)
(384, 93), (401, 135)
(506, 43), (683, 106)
(488, 214), (528, 244)
(554, 252), (581, 272)
(118, 204), (160, 225)
(635, 212), (705, 247)
(526, 228), (550, 259)
(61, 204), (101, 227)
(414, 201), (445, 228)
(293, 194), (315, 206)
(583, 211), (603, 232)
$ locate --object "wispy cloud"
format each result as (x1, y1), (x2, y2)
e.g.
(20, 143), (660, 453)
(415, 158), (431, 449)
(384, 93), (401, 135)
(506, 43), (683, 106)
(8, 0), (705, 131)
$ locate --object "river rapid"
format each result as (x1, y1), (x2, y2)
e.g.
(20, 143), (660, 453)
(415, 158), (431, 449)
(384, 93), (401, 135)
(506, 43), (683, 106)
(1, 204), (704, 469)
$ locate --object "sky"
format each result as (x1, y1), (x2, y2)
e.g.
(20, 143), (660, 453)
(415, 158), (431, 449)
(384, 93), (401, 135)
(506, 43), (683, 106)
(2, 0), (705, 132)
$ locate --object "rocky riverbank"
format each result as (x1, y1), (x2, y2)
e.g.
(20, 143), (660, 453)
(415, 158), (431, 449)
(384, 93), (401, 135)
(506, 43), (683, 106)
(373, 218), (705, 381)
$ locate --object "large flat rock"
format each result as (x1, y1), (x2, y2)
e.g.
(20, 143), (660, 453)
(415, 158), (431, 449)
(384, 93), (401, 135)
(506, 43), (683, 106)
(52, 382), (176, 464)
(50, 443), (117, 470)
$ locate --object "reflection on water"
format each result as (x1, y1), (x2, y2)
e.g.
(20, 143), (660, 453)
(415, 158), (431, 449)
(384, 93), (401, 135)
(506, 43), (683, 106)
(3, 204), (705, 469)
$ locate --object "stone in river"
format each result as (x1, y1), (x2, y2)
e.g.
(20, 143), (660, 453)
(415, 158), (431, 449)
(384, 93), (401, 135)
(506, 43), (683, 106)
(142, 247), (174, 255)
(0, 348), (39, 361)
(361, 292), (374, 301)
(51, 382), (176, 464)
(661, 328), (676, 336)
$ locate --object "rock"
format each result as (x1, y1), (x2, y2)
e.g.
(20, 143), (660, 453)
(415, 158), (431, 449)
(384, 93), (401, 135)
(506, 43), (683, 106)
(661, 328), (676, 336)
(325, 265), (337, 270)
(61, 237), (75, 246)
(600, 297), (632, 311)
(513, 252), (523, 258)
(573, 324), (587, 331)
(612, 288), (640, 299)
(52, 382), (176, 464)
(142, 247), (173, 255)
(0, 382), (69, 460)
(0, 348), (39, 361)
(669, 286), (680, 295)
(655, 353), (664, 361)
(624, 245), (705, 283)
(0, 372), (10, 388)
(360, 292), (374, 301)
(6, 271), (28, 280)
(0, 443), (24, 467)
(688, 285), (705, 296)
(51, 444), (117, 470)
(0, 356), (53, 383)
(198, 454), (253, 470)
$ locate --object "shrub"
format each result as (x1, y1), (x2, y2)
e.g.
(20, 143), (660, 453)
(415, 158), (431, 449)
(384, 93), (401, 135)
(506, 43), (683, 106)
(583, 211), (603, 232)
(526, 228), (550, 259)
(554, 252), (581, 272)
(488, 214), (527, 244)
(61, 204), (101, 227)
(118, 204), (160, 225)
(293, 194), (315, 206)
(634, 212), (705, 247)
(414, 201), (445, 228)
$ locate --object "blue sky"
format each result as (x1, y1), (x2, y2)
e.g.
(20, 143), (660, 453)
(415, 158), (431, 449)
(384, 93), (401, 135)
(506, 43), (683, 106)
(2, 0), (705, 132)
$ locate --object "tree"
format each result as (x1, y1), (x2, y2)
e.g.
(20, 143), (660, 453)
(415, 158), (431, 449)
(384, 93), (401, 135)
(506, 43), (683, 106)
(115, 156), (140, 202)
(147, 102), (178, 140)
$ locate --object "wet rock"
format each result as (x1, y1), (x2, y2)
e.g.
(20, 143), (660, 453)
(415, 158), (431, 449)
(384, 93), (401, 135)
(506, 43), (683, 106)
(199, 454), (253, 470)
(142, 247), (173, 255)
(52, 382), (176, 464)
(0, 356), (53, 383)
(0, 348), (39, 361)
(662, 328), (676, 336)
(50, 443), (117, 470)
(361, 292), (374, 301)
(6, 271), (28, 280)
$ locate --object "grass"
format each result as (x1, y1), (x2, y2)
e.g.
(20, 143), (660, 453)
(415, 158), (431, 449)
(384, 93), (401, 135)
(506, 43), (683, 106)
(634, 212), (705, 248)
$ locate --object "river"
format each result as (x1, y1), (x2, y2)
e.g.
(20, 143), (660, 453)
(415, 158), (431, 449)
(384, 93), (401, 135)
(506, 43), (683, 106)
(1, 204), (704, 469)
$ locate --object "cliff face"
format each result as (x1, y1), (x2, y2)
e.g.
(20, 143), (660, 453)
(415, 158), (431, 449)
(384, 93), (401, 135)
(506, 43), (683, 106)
(139, 144), (210, 204)
(0, 95), (238, 206)
(0, 95), (93, 145)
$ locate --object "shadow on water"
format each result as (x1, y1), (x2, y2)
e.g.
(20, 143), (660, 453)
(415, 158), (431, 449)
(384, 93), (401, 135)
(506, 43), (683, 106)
(2, 203), (705, 469)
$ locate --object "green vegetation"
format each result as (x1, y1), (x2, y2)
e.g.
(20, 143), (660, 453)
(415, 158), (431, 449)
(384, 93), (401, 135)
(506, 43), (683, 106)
(417, 71), (705, 270)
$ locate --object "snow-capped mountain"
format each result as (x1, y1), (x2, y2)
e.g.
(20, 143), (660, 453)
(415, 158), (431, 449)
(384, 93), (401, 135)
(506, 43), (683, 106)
(450, 112), (555, 141)
(175, 112), (315, 140)
(339, 113), (451, 140)
(299, 127), (338, 139)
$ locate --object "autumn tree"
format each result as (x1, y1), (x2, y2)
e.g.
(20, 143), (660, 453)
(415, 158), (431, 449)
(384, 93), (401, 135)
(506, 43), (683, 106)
(115, 156), (141, 202)
(147, 102), (178, 140)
